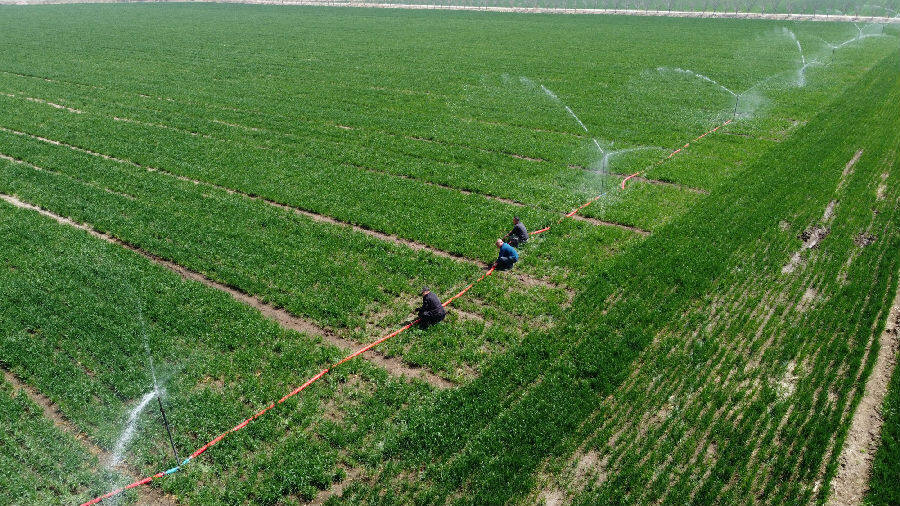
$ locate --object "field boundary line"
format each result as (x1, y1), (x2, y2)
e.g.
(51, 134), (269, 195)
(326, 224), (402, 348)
(1, 368), (177, 506)
(621, 120), (733, 191)
(570, 163), (711, 195)
(0, 125), (563, 290)
(2, 1), (899, 23)
(0, 192), (452, 389)
(2, 73), (687, 234)
(828, 271), (900, 505)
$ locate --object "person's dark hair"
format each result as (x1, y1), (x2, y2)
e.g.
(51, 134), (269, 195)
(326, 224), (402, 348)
(513, 216), (520, 222)
(421, 286), (430, 294)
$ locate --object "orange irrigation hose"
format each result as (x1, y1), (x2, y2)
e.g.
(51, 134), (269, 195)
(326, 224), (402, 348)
(80, 117), (732, 506)
(81, 269), (496, 506)
(620, 119), (733, 191)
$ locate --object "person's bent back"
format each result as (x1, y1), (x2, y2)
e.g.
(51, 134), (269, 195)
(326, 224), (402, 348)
(508, 216), (528, 247)
(417, 287), (446, 328)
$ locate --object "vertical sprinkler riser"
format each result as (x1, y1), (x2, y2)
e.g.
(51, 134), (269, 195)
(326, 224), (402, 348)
(158, 395), (181, 466)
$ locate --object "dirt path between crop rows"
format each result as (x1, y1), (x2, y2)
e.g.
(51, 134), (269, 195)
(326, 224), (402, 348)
(1, 368), (177, 505)
(622, 174), (710, 195)
(0, 193), (453, 389)
(828, 273), (900, 505)
(569, 214), (650, 236)
(0, 126), (559, 291)
(3, 0), (899, 23)
(569, 164), (710, 195)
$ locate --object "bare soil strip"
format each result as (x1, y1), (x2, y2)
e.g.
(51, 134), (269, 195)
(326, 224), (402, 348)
(1, 368), (176, 505)
(356, 163), (654, 238)
(0, 193), (452, 389)
(308, 467), (363, 505)
(4, 0), (899, 23)
(569, 214), (650, 236)
(0, 127), (572, 291)
(0, 126), (564, 289)
(622, 175), (710, 195)
(783, 151), (861, 275)
(828, 277), (900, 505)
(0, 91), (83, 114)
(350, 163), (527, 208)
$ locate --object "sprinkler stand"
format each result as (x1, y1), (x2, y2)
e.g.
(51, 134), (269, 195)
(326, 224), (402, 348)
(158, 395), (181, 466)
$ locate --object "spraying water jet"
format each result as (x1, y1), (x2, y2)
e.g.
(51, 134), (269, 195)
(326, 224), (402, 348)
(138, 298), (180, 466)
(656, 67), (737, 96)
(109, 390), (158, 468)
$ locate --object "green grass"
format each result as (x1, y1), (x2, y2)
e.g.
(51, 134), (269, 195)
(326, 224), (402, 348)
(0, 4), (897, 505)
(0, 200), (432, 503)
(341, 49), (900, 504)
(866, 343), (900, 505)
(0, 376), (120, 505)
(312, 0), (900, 16)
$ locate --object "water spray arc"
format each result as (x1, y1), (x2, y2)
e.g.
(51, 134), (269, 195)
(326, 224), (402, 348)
(593, 145), (668, 172)
(531, 79), (665, 174)
(781, 28), (824, 87)
(108, 391), (157, 468)
(79, 22), (900, 501)
(530, 78), (608, 168)
(656, 67), (741, 117)
(537, 82), (592, 135)
(809, 26), (893, 66)
(654, 23), (886, 118)
(138, 298), (181, 467)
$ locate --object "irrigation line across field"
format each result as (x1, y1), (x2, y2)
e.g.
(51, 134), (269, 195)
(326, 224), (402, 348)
(73, 117), (733, 506)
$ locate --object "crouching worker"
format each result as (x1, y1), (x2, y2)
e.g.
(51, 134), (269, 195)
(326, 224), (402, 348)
(506, 216), (528, 247)
(494, 238), (519, 271)
(417, 286), (446, 329)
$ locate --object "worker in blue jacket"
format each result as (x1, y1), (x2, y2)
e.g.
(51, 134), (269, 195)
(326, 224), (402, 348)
(494, 238), (519, 271)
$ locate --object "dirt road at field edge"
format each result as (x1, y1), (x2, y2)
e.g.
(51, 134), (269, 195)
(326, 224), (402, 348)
(3, 0), (900, 24)
(829, 276), (900, 505)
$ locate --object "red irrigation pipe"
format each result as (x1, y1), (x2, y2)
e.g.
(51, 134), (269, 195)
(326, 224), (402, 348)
(620, 119), (733, 191)
(80, 268), (495, 506)
(81, 117), (732, 506)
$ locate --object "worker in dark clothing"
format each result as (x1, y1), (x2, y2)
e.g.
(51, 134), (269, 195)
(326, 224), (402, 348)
(494, 238), (519, 271)
(417, 286), (446, 328)
(506, 216), (528, 247)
